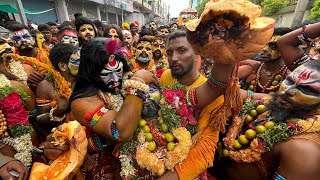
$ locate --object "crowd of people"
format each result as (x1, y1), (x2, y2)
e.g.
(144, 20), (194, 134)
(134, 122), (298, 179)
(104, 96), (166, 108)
(0, 3), (320, 180)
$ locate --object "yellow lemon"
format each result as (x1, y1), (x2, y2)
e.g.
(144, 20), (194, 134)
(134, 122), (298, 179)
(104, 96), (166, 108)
(275, 74), (283, 81)
(165, 133), (174, 142)
(245, 115), (254, 122)
(167, 142), (175, 151)
(265, 121), (275, 130)
(233, 140), (242, 149)
(140, 119), (147, 126)
(142, 125), (150, 133)
(245, 129), (256, 140)
(161, 123), (168, 132)
(222, 149), (229, 157)
(256, 105), (266, 114)
(256, 125), (266, 134)
(238, 135), (249, 145)
(145, 133), (153, 142)
(250, 109), (258, 117)
(147, 141), (156, 151)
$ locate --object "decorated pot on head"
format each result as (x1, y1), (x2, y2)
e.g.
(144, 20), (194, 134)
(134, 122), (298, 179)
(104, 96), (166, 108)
(186, 0), (275, 64)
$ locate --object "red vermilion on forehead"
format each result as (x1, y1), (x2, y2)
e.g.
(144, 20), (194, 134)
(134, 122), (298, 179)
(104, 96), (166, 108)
(141, 41), (150, 45)
(58, 30), (77, 40)
(108, 58), (117, 67)
(12, 29), (29, 36)
(110, 29), (117, 34)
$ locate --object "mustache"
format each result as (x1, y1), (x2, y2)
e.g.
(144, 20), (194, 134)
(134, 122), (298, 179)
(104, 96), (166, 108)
(169, 62), (181, 68)
(0, 48), (14, 55)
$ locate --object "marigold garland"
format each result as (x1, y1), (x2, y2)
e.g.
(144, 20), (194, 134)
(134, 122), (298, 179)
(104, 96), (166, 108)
(2, 53), (72, 99)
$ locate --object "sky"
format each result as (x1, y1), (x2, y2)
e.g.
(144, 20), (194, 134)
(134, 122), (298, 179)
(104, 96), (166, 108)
(163, 0), (190, 18)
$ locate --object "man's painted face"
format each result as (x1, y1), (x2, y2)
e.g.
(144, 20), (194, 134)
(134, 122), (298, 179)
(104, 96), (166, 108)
(59, 30), (79, 47)
(160, 28), (169, 37)
(142, 83), (160, 118)
(68, 50), (80, 76)
(277, 65), (320, 109)
(257, 35), (281, 62)
(149, 22), (157, 31)
(11, 29), (35, 50)
(107, 28), (119, 40)
(122, 30), (132, 47)
(100, 57), (123, 89)
(152, 38), (165, 58)
(135, 41), (153, 63)
(170, 24), (178, 32)
(79, 24), (95, 41)
(166, 37), (195, 79)
(0, 31), (15, 55)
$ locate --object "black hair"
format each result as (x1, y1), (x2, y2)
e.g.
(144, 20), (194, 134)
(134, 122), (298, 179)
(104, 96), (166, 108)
(159, 25), (169, 30)
(273, 27), (292, 36)
(5, 21), (28, 32)
(130, 23), (138, 28)
(139, 28), (152, 37)
(137, 36), (152, 44)
(75, 16), (95, 33)
(74, 12), (83, 19)
(38, 24), (51, 32)
(103, 24), (123, 41)
(47, 22), (57, 26)
(70, 38), (130, 103)
(59, 21), (72, 29)
(49, 43), (78, 71)
(93, 20), (104, 29)
(167, 30), (186, 43)
(29, 29), (40, 37)
(170, 23), (178, 28)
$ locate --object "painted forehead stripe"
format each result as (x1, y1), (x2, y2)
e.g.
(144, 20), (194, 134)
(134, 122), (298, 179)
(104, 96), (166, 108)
(12, 29), (29, 36)
(297, 69), (314, 82)
(140, 41), (150, 45)
(110, 29), (117, 34)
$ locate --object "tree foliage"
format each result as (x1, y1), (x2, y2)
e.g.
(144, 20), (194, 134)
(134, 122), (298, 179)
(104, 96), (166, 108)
(196, 0), (210, 17)
(196, 0), (298, 17)
(309, 0), (320, 21)
(261, 0), (293, 15)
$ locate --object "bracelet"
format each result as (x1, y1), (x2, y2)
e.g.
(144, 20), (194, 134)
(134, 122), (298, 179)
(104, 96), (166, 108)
(49, 108), (65, 122)
(111, 120), (122, 141)
(291, 54), (310, 68)
(247, 90), (254, 100)
(298, 25), (313, 45)
(36, 113), (49, 122)
(125, 87), (149, 100)
(123, 79), (149, 92)
(208, 73), (227, 88)
(88, 135), (106, 152)
(90, 106), (109, 126)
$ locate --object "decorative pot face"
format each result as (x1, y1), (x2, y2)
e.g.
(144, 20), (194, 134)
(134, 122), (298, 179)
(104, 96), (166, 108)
(186, 0), (275, 64)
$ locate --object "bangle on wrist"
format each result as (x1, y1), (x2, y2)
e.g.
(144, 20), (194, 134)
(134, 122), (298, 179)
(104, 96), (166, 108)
(49, 108), (65, 122)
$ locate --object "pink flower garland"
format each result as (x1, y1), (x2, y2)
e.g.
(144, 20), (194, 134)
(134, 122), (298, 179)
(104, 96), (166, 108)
(162, 88), (196, 127)
(0, 92), (29, 126)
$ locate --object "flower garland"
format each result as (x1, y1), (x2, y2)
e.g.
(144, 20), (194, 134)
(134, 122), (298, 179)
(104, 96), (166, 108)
(119, 82), (197, 179)
(219, 99), (320, 163)
(5, 60), (28, 85)
(0, 74), (34, 168)
(2, 53), (72, 99)
(129, 58), (155, 74)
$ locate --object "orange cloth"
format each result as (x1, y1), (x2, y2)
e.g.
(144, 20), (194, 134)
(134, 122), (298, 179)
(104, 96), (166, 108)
(160, 69), (223, 180)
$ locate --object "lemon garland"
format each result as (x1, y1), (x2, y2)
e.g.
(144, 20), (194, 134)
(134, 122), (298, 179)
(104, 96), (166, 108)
(119, 82), (196, 178)
(219, 99), (320, 163)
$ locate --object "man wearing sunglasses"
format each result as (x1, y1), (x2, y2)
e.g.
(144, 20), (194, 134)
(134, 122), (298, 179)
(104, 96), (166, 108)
(240, 27), (292, 94)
